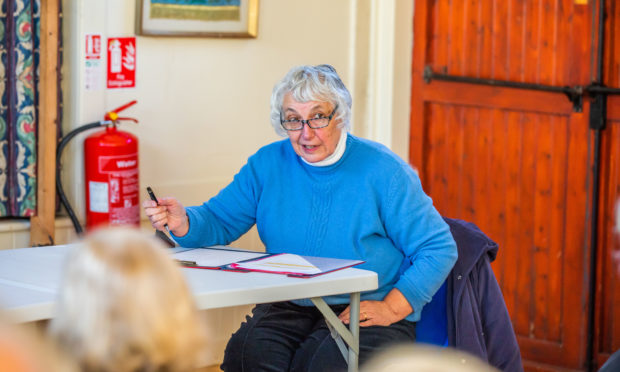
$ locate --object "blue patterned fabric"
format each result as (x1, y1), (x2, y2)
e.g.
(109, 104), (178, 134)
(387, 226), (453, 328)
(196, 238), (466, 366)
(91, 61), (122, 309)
(0, 0), (41, 217)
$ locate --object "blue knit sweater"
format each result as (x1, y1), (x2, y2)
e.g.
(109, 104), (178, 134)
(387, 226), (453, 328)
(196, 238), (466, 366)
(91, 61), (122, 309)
(174, 134), (457, 321)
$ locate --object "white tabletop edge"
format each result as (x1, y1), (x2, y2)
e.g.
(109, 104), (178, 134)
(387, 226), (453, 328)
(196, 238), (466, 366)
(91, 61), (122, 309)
(0, 245), (379, 322)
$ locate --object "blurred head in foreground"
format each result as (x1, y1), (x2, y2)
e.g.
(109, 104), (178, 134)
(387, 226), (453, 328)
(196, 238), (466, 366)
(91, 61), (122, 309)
(361, 344), (499, 372)
(49, 227), (206, 372)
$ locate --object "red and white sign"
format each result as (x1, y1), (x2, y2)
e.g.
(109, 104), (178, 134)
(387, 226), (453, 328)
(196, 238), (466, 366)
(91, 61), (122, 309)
(85, 34), (103, 91)
(85, 34), (101, 60)
(107, 37), (136, 89)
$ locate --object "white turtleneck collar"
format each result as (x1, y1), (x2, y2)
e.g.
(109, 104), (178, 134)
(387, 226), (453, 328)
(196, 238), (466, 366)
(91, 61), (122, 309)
(302, 130), (348, 167)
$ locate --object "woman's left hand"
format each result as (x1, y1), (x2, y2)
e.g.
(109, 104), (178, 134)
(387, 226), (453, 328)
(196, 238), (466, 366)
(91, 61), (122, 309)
(337, 289), (413, 327)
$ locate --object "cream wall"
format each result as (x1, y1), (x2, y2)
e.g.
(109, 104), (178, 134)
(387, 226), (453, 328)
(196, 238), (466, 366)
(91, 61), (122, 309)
(56, 0), (413, 241)
(64, 0), (345, 234)
(0, 0), (413, 249)
(1, 0), (413, 366)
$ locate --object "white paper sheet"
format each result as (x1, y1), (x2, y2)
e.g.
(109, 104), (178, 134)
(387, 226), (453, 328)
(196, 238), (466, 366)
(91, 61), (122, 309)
(233, 254), (322, 274)
(172, 247), (268, 268)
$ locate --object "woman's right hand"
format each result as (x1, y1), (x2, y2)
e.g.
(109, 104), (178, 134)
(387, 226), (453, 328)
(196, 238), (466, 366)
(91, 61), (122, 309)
(142, 197), (189, 237)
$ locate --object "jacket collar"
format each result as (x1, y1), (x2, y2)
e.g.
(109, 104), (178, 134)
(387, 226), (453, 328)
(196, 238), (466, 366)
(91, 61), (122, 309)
(443, 217), (498, 278)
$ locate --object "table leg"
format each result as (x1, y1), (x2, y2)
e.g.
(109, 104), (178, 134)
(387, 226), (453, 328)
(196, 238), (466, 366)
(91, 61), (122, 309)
(348, 292), (360, 372)
(310, 292), (361, 372)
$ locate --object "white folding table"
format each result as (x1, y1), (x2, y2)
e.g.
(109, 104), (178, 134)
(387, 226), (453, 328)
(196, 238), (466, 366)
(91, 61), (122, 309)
(0, 245), (378, 372)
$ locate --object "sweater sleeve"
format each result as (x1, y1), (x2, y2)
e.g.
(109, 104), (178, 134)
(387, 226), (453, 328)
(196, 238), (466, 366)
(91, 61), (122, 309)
(383, 167), (457, 315)
(173, 158), (261, 248)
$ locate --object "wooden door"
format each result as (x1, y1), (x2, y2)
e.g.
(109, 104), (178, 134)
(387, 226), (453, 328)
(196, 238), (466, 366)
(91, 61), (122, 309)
(594, 1), (620, 368)
(410, 1), (603, 371)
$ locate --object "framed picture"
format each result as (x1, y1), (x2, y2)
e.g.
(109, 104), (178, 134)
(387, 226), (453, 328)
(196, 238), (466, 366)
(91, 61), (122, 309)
(136, 0), (259, 38)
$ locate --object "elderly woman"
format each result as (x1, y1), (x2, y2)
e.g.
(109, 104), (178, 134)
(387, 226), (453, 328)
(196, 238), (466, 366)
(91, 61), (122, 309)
(143, 64), (457, 371)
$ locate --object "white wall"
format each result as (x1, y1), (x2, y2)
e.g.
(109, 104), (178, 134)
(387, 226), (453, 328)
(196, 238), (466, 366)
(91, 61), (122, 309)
(2, 0), (413, 366)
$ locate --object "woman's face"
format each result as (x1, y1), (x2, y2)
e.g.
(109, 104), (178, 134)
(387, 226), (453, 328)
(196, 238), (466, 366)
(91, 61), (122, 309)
(282, 93), (342, 163)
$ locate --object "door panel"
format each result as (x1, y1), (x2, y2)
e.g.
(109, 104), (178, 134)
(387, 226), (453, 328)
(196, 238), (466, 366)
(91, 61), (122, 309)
(422, 102), (590, 368)
(595, 2), (620, 367)
(411, 1), (598, 370)
(421, 0), (592, 84)
(595, 113), (620, 368)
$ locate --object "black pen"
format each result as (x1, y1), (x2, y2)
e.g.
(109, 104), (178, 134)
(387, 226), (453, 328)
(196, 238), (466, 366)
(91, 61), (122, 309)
(175, 259), (198, 266)
(146, 186), (170, 233)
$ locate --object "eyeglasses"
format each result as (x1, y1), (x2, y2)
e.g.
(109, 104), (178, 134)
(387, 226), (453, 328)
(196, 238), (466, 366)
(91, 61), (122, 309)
(280, 105), (338, 131)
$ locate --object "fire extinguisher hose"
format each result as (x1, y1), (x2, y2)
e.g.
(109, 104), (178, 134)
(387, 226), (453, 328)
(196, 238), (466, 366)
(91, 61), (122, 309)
(56, 121), (109, 235)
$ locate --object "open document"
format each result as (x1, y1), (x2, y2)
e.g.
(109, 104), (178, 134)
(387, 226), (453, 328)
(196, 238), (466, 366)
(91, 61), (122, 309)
(172, 247), (364, 277)
(172, 246), (268, 269)
(230, 253), (364, 278)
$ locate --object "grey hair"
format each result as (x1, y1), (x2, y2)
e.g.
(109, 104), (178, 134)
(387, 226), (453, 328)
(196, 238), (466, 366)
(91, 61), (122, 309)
(49, 227), (206, 372)
(361, 344), (500, 372)
(270, 64), (352, 137)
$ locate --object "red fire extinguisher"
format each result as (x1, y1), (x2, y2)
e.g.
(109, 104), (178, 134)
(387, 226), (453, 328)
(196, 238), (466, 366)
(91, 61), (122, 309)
(84, 100), (140, 229)
(57, 100), (139, 235)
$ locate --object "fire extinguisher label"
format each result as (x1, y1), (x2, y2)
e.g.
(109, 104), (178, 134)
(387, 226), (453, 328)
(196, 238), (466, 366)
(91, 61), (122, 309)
(96, 153), (140, 226)
(89, 181), (109, 213)
(99, 155), (138, 173)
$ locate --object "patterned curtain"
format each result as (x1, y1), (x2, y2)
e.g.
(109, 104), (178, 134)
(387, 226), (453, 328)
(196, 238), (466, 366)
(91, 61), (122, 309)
(0, 0), (40, 217)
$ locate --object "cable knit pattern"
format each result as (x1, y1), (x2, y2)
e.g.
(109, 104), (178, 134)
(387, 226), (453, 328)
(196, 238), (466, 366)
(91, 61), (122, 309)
(303, 182), (332, 256)
(174, 134), (457, 321)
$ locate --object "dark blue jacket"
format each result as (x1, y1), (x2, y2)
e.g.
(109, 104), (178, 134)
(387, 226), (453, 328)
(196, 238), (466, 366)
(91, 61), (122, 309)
(444, 218), (524, 372)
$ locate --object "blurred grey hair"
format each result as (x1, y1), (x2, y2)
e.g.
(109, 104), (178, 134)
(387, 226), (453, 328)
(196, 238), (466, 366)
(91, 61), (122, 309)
(270, 64), (352, 137)
(49, 227), (206, 372)
(361, 344), (500, 372)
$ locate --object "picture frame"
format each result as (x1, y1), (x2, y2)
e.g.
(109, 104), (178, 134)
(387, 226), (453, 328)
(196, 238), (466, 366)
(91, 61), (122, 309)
(136, 0), (259, 38)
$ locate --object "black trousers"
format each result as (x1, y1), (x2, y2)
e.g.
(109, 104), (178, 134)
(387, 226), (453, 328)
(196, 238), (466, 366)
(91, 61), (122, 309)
(221, 301), (416, 372)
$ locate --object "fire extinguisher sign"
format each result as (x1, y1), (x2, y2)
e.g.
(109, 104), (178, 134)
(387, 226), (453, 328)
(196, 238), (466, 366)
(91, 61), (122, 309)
(107, 37), (136, 89)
